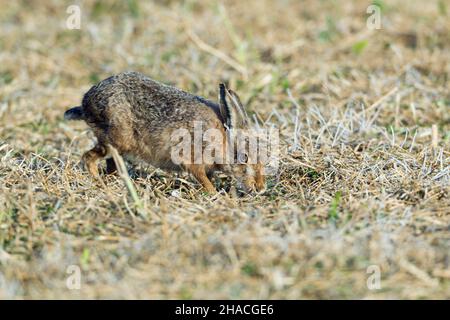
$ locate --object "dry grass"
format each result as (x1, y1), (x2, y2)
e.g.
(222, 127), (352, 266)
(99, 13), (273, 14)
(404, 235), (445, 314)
(0, 0), (449, 299)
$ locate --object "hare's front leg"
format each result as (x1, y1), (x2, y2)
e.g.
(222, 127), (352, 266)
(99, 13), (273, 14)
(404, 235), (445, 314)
(184, 164), (216, 194)
(82, 144), (108, 178)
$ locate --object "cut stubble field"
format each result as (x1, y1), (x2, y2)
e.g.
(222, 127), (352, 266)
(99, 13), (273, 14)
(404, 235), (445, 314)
(0, 0), (449, 299)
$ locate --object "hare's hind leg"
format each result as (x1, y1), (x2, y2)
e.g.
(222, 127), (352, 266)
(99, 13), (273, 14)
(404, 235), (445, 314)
(82, 144), (108, 178)
(105, 158), (117, 174)
(184, 164), (216, 194)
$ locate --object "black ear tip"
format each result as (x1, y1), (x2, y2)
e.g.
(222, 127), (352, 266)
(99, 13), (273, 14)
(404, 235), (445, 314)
(219, 83), (227, 97)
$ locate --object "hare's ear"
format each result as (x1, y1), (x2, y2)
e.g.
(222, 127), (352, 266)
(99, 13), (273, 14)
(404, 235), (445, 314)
(226, 89), (249, 128)
(219, 83), (231, 129)
(218, 83), (249, 130)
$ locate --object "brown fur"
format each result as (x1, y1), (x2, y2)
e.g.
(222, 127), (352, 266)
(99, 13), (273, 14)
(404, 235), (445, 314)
(65, 71), (265, 193)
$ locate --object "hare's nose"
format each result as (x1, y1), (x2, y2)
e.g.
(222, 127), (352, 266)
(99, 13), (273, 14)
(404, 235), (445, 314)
(255, 182), (266, 193)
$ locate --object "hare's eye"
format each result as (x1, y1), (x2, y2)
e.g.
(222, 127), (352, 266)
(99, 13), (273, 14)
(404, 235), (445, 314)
(237, 153), (248, 164)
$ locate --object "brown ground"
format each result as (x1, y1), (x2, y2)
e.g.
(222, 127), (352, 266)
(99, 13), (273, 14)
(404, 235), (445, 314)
(0, 0), (449, 299)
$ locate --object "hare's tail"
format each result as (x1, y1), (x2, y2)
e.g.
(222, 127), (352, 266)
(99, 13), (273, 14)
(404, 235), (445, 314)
(64, 106), (84, 120)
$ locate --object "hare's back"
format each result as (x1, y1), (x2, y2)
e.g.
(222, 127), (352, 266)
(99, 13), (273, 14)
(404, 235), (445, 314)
(80, 72), (224, 157)
(83, 72), (210, 120)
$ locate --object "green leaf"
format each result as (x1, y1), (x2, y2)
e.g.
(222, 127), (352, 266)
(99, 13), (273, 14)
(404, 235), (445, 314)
(318, 30), (331, 42)
(127, 0), (140, 18)
(372, 0), (386, 12)
(0, 71), (13, 84)
(281, 78), (290, 90)
(91, 1), (108, 19)
(352, 40), (368, 55)
(438, 0), (447, 15)
(80, 248), (90, 267)
(328, 191), (342, 221)
(89, 72), (100, 84)
(241, 262), (259, 277)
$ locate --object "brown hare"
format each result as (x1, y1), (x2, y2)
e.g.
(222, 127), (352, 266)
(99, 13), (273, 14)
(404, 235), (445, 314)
(64, 71), (265, 193)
